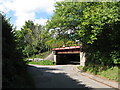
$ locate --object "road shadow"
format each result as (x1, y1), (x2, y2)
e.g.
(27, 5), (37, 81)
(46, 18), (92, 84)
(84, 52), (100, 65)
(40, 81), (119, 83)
(57, 61), (80, 65)
(27, 65), (93, 89)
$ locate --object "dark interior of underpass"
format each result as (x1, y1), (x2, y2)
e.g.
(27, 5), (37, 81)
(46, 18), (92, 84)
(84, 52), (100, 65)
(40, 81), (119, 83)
(56, 54), (80, 65)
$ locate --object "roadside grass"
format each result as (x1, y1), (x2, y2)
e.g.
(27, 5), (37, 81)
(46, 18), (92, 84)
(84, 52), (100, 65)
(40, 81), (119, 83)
(28, 60), (56, 65)
(77, 66), (120, 82)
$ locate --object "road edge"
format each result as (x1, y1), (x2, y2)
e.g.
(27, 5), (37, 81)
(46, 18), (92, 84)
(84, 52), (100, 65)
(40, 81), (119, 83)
(74, 66), (120, 89)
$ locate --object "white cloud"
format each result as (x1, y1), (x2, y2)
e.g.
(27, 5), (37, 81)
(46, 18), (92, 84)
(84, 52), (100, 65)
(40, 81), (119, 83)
(34, 18), (48, 26)
(0, 0), (63, 29)
(0, 0), (13, 13)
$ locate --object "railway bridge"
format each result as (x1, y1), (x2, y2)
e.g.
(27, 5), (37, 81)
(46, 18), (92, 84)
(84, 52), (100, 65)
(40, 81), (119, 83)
(52, 46), (86, 66)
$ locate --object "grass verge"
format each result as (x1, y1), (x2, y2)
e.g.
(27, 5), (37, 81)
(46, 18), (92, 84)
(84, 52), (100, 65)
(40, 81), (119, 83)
(77, 65), (120, 82)
(28, 60), (56, 65)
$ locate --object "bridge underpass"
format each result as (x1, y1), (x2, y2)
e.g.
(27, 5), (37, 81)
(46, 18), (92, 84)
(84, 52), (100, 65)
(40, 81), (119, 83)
(52, 46), (86, 66)
(55, 54), (80, 65)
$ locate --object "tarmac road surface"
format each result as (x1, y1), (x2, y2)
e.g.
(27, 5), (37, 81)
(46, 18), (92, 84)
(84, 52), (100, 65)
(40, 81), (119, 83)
(28, 64), (117, 89)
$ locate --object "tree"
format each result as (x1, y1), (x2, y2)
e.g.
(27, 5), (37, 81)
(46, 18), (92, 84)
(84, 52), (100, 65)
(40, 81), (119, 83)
(46, 1), (120, 65)
(46, 2), (83, 44)
(15, 20), (50, 57)
(2, 12), (32, 88)
(78, 2), (120, 65)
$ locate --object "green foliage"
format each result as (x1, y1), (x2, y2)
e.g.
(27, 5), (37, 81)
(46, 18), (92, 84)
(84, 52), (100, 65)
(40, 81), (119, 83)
(46, 39), (64, 48)
(28, 60), (56, 65)
(46, 2), (81, 46)
(79, 2), (120, 44)
(2, 13), (34, 88)
(80, 2), (120, 65)
(110, 51), (120, 64)
(66, 40), (76, 46)
(15, 20), (50, 57)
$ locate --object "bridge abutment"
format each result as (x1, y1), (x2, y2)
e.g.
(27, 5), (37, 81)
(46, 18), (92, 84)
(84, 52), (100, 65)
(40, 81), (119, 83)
(53, 54), (57, 62)
(80, 52), (86, 66)
(53, 54), (61, 64)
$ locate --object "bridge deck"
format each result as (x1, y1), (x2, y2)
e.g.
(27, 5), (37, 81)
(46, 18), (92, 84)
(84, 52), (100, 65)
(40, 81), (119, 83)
(52, 46), (80, 51)
(52, 46), (80, 54)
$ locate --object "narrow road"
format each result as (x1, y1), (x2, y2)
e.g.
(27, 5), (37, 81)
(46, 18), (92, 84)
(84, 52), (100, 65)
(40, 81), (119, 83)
(27, 64), (116, 89)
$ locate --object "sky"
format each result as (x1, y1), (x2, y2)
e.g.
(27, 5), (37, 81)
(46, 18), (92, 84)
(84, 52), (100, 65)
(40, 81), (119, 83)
(0, 0), (63, 30)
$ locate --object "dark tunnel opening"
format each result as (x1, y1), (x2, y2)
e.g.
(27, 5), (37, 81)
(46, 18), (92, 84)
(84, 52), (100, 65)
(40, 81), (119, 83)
(56, 54), (80, 65)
